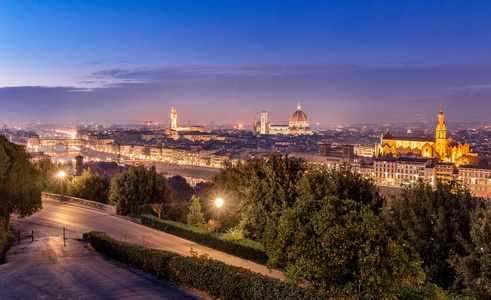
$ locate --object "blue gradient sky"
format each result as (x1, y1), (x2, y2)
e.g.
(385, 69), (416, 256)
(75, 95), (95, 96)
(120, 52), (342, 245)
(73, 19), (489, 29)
(1, 1), (491, 125)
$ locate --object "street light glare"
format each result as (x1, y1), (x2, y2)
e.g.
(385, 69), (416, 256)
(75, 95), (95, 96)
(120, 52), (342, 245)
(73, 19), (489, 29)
(58, 171), (66, 178)
(215, 198), (223, 207)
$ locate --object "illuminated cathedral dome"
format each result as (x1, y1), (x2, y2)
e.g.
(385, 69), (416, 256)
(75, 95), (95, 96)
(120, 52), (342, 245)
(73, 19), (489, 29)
(289, 103), (309, 128)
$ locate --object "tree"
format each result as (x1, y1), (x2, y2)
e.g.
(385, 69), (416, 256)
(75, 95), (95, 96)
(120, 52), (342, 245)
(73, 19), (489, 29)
(451, 203), (491, 299)
(208, 153), (308, 239)
(151, 202), (164, 219)
(109, 165), (172, 216)
(67, 168), (110, 203)
(187, 195), (205, 226)
(208, 156), (384, 240)
(167, 175), (194, 204)
(33, 157), (56, 191)
(297, 164), (384, 214)
(167, 175), (194, 222)
(265, 195), (425, 299)
(0, 136), (42, 232)
(385, 180), (484, 290)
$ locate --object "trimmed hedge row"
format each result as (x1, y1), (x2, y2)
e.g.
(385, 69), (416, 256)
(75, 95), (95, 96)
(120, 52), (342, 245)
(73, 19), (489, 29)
(87, 231), (329, 300)
(87, 231), (179, 280)
(140, 214), (268, 264)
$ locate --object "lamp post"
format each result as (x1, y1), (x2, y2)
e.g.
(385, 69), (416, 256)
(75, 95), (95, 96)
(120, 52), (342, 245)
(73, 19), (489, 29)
(215, 198), (223, 234)
(58, 171), (65, 201)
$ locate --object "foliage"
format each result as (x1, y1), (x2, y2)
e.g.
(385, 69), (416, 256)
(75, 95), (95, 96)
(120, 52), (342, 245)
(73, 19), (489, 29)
(186, 195), (204, 226)
(451, 203), (491, 300)
(87, 231), (178, 280)
(87, 231), (330, 300)
(0, 216), (9, 250)
(297, 164), (384, 213)
(397, 283), (452, 300)
(0, 135), (42, 220)
(265, 195), (425, 299)
(109, 165), (172, 216)
(150, 203), (164, 219)
(208, 155), (385, 240)
(205, 219), (219, 232)
(33, 157), (57, 192)
(141, 214), (268, 263)
(0, 230), (15, 263)
(222, 227), (245, 241)
(385, 180), (484, 290)
(171, 255), (329, 300)
(167, 175), (194, 203)
(208, 153), (308, 239)
(67, 168), (110, 203)
(166, 175), (194, 221)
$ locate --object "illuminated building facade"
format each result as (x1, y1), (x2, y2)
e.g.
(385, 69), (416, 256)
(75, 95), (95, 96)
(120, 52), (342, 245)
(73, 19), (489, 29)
(260, 103), (312, 135)
(167, 106), (204, 133)
(377, 105), (470, 166)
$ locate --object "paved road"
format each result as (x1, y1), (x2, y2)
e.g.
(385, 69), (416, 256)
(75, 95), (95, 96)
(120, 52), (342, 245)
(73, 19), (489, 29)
(2, 199), (283, 295)
(0, 206), (209, 300)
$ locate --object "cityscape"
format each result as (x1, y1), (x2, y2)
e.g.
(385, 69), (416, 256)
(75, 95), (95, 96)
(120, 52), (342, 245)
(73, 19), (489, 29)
(1, 1), (491, 300)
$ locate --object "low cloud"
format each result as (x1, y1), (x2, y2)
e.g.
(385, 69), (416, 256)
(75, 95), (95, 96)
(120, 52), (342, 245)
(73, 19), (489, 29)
(1, 63), (490, 124)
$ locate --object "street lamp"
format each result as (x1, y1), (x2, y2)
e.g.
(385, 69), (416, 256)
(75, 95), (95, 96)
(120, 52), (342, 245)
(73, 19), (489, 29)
(58, 171), (65, 201)
(215, 198), (223, 234)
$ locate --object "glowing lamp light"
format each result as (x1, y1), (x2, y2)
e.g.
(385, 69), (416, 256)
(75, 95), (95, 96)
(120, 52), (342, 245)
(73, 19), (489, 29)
(215, 198), (223, 207)
(58, 171), (66, 178)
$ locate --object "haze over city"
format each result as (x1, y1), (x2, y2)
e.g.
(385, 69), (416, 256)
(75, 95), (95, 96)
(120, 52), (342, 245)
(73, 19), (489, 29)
(2, 0), (491, 125)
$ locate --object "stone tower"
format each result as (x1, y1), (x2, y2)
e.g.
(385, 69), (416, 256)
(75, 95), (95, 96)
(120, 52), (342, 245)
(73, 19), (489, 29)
(260, 111), (268, 134)
(171, 106), (177, 128)
(435, 104), (447, 157)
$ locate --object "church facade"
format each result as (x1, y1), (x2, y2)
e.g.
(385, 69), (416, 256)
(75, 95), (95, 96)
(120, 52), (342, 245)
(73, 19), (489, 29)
(377, 106), (470, 166)
(257, 103), (312, 135)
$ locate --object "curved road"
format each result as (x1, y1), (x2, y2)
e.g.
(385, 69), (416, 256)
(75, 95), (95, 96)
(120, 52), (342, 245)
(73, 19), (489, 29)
(1, 198), (283, 298)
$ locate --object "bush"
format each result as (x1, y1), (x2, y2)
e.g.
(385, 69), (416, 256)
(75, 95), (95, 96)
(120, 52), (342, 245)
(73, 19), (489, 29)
(1, 230), (16, 263)
(86, 231), (330, 300)
(87, 231), (178, 280)
(222, 227), (245, 241)
(171, 255), (329, 300)
(141, 214), (268, 264)
(132, 204), (155, 218)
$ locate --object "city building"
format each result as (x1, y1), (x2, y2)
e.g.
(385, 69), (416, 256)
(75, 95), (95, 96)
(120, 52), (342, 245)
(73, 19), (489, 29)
(259, 103), (312, 135)
(373, 157), (431, 186)
(167, 106), (205, 133)
(377, 105), (471, 166)
(459, 164), (491, 197)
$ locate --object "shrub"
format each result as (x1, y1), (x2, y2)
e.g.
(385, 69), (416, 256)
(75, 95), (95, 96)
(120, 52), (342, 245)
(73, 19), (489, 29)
(141, 214), (268, 263)
(222, 227), (245, 241)
(86, 231), (331, 300)
(1, 230), (16, 263)
(87, 231), (178, 280)
(171, 255), (329, 300)
(205, 219), (219, 232)
(186, 195), (204, 226)
(132, 204), (155, 218)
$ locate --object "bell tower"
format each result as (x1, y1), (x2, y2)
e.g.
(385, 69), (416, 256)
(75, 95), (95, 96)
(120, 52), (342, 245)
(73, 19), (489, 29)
(171, 106), (177, 128)
(261, 111), (268, 134)
(435, 105), (447, 157)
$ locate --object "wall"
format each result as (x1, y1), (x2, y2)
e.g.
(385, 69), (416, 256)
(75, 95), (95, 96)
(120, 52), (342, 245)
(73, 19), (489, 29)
(42, 192), (117, 214)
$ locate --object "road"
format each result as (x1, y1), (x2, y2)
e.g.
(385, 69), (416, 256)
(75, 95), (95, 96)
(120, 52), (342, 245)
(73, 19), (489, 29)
(0, 203), (209, 300)
(1, 199), (284, 297)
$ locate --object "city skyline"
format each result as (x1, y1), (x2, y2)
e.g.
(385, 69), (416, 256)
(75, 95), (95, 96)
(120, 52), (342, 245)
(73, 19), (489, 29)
(1, 1), (491, 124)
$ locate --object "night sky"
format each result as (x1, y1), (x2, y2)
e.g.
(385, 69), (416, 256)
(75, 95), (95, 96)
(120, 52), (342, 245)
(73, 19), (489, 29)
(1, 1), (491, 125)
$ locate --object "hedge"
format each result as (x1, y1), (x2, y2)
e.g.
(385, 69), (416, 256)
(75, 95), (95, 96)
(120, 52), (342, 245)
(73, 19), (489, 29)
(0, 230), (15, 264)
(140, 214), (269, 264)
(86, 231), (329, 300)
(87, 231), (179, 280)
